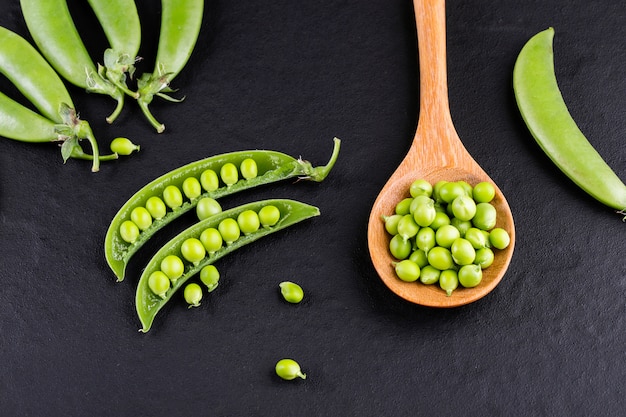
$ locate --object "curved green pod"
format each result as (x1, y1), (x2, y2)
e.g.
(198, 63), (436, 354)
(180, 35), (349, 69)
(0, 91), (58, 142)
(136, 0), (204, 132)
(105, 138), (340, 281)
(136, 199), (320, 332)
(513, 28), (626, 213)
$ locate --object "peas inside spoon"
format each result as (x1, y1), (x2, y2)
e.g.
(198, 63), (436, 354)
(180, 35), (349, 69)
(367, 0), (515, 307)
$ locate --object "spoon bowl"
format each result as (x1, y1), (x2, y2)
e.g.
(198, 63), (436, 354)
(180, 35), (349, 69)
(367, 0), (515, 307)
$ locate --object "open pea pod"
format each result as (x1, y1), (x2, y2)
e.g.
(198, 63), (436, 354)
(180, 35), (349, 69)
(105, 138), (340, 281)
(136, 199), (320, 332)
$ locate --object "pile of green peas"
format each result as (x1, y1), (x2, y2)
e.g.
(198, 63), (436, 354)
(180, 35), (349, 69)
(118, 157), (260, 244)
(384, 179), (511, 296)
(147, 203), (282, 305)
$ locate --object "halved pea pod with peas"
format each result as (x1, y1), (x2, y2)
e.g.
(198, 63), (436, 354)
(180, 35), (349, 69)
(136, 199), (320, 332)
(105, 138), (340, 281)
(20, 0), (142, 123)
(0, 26), (117, 172)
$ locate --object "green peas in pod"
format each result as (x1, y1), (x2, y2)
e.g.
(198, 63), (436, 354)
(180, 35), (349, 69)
(163, 185), (183, 209)
(119, 220), (140, 243)
(237, 210), (261, 235)
(220, 162), (239, 186)
(218, 218), (241, 244)
(199, 227), (223, 254)
(145, 196), (167, 220)
(180, 238), (206, 265)
(200, 169), (220, 192)
(130, 206), (152, 231)
(182, 176), (202, 199)
(184, 283), (203, 308)
(258, 205), (281, 228)
(148, 271), (171, 299)
(160, 255), (185, 282)
(240, 158), (258, 180)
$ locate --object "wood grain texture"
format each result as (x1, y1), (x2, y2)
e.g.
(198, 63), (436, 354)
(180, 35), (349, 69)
(367, 0), (516, 307)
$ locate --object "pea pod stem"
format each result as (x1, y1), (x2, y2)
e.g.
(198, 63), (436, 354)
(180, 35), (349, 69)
(513, 28), (626, 214)
(105, 138), (340, 281)
(135, 199), (320, 332)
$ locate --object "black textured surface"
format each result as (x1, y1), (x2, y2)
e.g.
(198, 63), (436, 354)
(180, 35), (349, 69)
(1, 1), (624, 416)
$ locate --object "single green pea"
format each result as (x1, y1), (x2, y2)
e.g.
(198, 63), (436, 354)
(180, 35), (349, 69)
(383, 214), (402, 235)
(409, 195), (433, 214)
(473, 202), (497, 230)
(130, 206), (152, 231)
(200, 264), (220, 291)
(279, 281), (304, 303)
(389, 234), (412, 260)
(397, 214), (419, 240)
(420, 265), (441, 285)
(415, 226), (436, 253)
(439, 182), (466, 203)
(196, 197), (222, 221)
(450, 218), (472, 237)
(119, 220), (140, 243)
(427, 247), (455, 271)
(199, 227), (223, 254)
(163, 185), (183, 209)
(184, 283), (203, 308)
(432, 180), (449, 202)
(220, 162), (239, 186)
(457, 181), (473, 197)
(435, 224), (461, 248)
(240, 158), (258, 180)
(408, 249), (429, 268)
(218, 217), (241, 244)
(110, 137), (140, 155)
(409, 179), (433, 198)
(395, 198), (413, 216)
(275, 358), (306, 380)
(237, 210), (261, 235)
(458, 264), (483, 288)
(451, 238), (476, 266)
(394, 259), (421, 282)
(430, 211), (451, 230)
(182, 176), (202, 200)
(464, 227), (489, 249)
(473, 181), (496, 203)
(489, 227), (511, 250)
(180, 238), (206, 265)
(412, 198), (436, 227)
(439, 269), (459, 296)
(474, 247), (495, 269)
(148, 270), (170, 298)
(200, 169), (220, 192)
(258, 205), (281, 228)
(450, 195), (477, 222)
(160, 255), (184, 282)
(145, 196), (167, 220)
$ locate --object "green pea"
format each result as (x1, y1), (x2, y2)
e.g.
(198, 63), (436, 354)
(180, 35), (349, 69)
(184, 283), (202, 308)
(408, 249), (428, 268)
(110, 137), (140, 155)
(409, 195), (433, 214)
(420, 265), (441, 285)
(489, 227), (511, 250)
(464, 227), (489, 249)
(240, 158), (258, 180)
(394, 198), (413, 215)
(196, 197), (222, 221)
(199, 227), (223, 254)
(218, 217), (240, 244)
(409, 179), (433, 198)
(457, 181), (473, 197)
(279, 281), (304, 303)
(473, 181), (496, 203)
(200, 169), (220, 191)
(415, 226), (436, 253)
(182, 176), (202, 199)
(450, 195), (477, 222)
(473, 202), (497, 231)
(427, 247), (455, 271)
(180, 238), (206, 265)
(145, 196), (167, 220)
(119, 220), (140, 243)
(383, 214), (403, 235)
(429, 211), (451, 230)
(451, 238), (476, 265)
(258, 205), (281, 228)
(450, 217), (472, 237)
(439, 182), (466, 203)
(458, 264), (483, 288)
(163, 185), (183, 209)
(148, 271), (170, 298)
(220, 162), (239, 186)
(432, 180), (449, 202)
(237, 210), (261, 235)
(389, 234), (412, 260)
(160, 255), (184, 282)
(435, 224), (460, 248)
(412, 198), (436, 227)
(130, 206), (152, 231)
(394, 259), (420, 282)
(397, 214), (419, 240)
(474, 247), (495, 269)
(439, 269), (459, 296)
(200, 264), (220, 292)
(275, 358), (306, 380)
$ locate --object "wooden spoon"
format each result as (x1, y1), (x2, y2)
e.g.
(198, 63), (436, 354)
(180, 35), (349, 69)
(367, 0), (515, 307)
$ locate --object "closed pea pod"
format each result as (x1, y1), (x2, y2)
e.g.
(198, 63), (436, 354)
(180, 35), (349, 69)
(136, 0), (204, 132)
(105, 139), (340, 281)
(513, 28), (626, 214)
(0, 26), (115, 171)
(135, 199), (321, 332)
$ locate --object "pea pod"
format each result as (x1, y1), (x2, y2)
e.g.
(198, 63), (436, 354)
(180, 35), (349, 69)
(0, 26), (115, 171)
(105, 138), (340, 281)
(136, 0), (204, 132)
(136, 199), (320, 332)
(20, 0), (141, 122)
(513, 28), (626, 214)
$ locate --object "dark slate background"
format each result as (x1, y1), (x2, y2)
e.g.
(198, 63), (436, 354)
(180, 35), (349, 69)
(1, 1), (624, 416)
